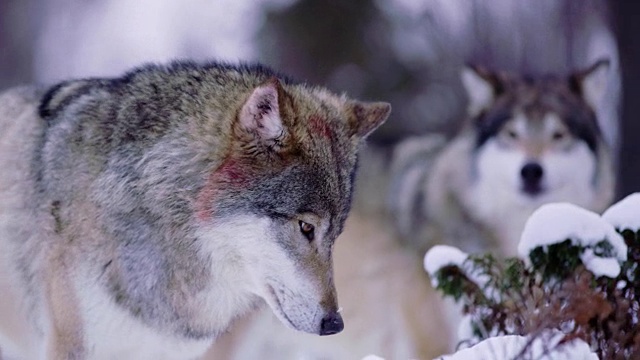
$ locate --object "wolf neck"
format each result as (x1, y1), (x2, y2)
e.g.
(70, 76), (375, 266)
(462, 183), (538, 257)
(191, 221), (265, 334)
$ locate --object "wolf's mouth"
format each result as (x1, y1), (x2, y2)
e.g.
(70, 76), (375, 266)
(267, 284), (300, 331)
(521, 184), (545, 197)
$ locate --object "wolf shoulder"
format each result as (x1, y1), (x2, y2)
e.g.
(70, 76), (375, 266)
(0, 85), (45, 132)
(0, 86), (48, 183)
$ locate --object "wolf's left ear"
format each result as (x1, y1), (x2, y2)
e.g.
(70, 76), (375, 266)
(347, 101), (391, 139)
(571, 59), (610, 111)
(461, 64), (503, 117)
(237, 78), (286, 147)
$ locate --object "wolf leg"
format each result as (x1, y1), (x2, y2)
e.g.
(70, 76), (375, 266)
(43, 254), (85, 360)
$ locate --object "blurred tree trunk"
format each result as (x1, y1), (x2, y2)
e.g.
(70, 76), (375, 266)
(0, 0), (37, 90)
(612, 2), (640, 198)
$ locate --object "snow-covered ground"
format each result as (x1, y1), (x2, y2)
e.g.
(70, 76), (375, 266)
(436, 331), (598, 360)
(365, 332), (599, 360)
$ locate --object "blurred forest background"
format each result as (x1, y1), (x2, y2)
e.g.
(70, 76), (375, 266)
(0, 0), (638, 198)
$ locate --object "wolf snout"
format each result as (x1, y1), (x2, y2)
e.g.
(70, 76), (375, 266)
(520, 162), (544, 195)
(319, 311), (344, 336)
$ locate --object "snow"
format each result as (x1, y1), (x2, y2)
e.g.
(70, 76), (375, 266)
(436, 331), (599, 360)
(580, 249), (622, 278)
(423, 245), (496, 300)
(602, 193), (640, 231)
(456, 315), (475, 346)
(517, 203), (627, 278)
(518, 203), (626, 260)
(361, 356), (385, 360)
(424, 245), (468, 287)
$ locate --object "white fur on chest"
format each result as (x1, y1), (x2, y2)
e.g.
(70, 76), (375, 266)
(72, 218), (269, 359)
(77, 282), (213, 360)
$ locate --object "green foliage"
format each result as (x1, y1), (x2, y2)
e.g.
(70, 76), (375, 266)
(435, 265), (468, 301)
(528, 239), (582, 280)
(502, 258), (526, 291)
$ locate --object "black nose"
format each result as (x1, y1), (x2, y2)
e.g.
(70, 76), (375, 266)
(520, 162), (544, 183)
(319, 312), (344, 336)
(520, 162), (544, 194)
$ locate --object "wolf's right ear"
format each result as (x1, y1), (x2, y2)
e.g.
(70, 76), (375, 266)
(461, 65), (501, 117)
(237, 78), (286, 148)
(347, 101), (391, 139)
(39, 80), (95, 119)
(570, 59), (610, 112)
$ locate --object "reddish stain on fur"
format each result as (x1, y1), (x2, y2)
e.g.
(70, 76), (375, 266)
(215, 158), (249, 183)
(309, 115), (332, 139)
(195, 158), (249, 222)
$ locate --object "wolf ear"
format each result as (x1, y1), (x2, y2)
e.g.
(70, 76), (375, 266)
(348, 101), (391, 139)
(571, 59), (610, 112)
(39, 79), (96, 119)
(461, 65), (502, 117)
(237, 78), (286, 146)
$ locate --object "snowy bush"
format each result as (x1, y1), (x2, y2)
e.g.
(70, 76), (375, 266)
(425, 193), (640, 360)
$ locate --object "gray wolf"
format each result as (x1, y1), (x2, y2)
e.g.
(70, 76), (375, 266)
(390, 59), (616, 256)
(0, 61), (390, 359)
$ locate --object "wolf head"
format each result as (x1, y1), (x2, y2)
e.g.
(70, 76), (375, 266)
(461, 60), (614, 215)
(193, 76), (390, 335)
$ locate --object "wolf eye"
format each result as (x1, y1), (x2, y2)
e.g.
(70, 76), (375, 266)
(552, 131), (567, 141)
(299, 221), (315, 241)
(506, 130), (518, 139)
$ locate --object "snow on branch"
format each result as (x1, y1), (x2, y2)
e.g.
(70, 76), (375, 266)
(424, 245), (468, 287)
(602, 193), (640, 232)
(518, 203), (626, 278)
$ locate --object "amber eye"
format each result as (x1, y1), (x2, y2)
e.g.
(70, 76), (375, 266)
(299, 221), (315, 241)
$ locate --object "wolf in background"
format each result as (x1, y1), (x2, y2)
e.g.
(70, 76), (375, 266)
(372, 60), (617, 353)
(0, 61), (390, 359)
(390, 60), (616, 257)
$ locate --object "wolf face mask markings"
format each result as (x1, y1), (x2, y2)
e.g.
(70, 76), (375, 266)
(474, 111), (599, 202)
(0, 61), (390, 359)
(467, 61), (608, 204)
